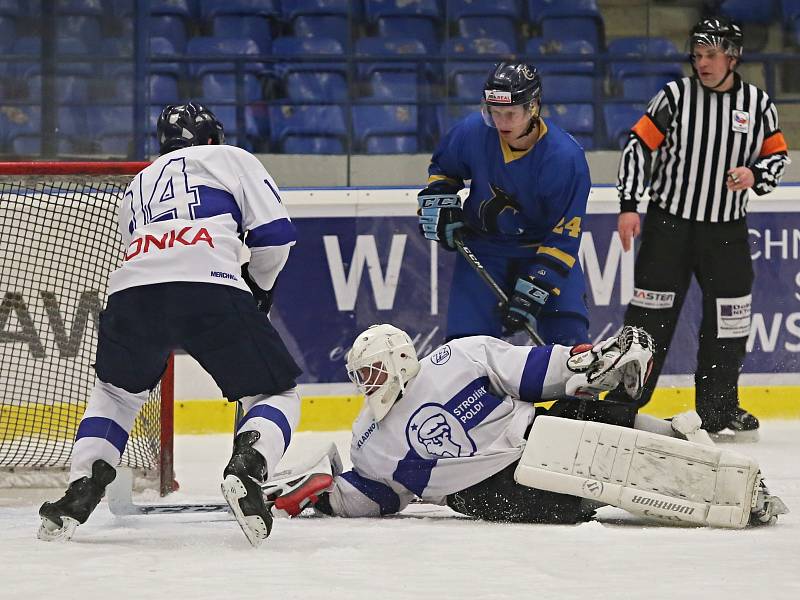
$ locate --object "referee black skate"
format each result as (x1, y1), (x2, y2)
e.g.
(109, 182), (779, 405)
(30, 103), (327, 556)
(607, 17), (790, 441)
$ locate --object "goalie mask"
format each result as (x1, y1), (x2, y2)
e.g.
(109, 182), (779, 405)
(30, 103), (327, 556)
(156, 102), (225, 155)
(346, 324), (420, 422)
(481, 62), (542, 139)
(689, 17), (743, 89)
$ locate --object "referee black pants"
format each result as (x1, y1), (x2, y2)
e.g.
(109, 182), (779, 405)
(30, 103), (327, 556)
(607, 204), (753, 432)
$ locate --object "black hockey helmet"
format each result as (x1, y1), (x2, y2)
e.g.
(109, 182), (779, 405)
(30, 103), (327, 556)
(482, 62), (542, 107)
(689, 16), (743, 60)
(156, 102), (225, 155)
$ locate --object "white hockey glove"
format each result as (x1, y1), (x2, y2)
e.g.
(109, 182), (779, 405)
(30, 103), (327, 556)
(565, 326), (654, 399)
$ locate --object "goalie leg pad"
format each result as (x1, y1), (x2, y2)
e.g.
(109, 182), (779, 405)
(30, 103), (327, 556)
(514, 416), (760, 528)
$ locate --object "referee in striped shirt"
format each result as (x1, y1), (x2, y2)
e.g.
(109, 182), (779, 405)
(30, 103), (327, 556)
(608, 16), (790, 440)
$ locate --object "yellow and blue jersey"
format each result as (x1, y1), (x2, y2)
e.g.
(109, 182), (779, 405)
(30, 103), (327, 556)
(428, 112), (591, 296)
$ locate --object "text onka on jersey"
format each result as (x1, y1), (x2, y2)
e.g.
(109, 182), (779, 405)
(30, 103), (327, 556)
(124, 226), (215, 261)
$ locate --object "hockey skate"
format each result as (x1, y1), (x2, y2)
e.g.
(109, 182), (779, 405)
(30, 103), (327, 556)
(565, 326), (654, 400)
(37, 459), (116, 542)
(749, 475), (789, 526)
(269, 472), (334, 518)
(708, 408), (760, 443)
(221, 430), (272, 547)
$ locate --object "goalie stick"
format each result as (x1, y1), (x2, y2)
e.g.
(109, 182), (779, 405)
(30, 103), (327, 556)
(453, 233), (545, 346)
(107, 443), (343, 516)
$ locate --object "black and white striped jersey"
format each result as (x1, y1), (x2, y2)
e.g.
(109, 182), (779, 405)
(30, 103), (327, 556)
(617, 74), (790, 222)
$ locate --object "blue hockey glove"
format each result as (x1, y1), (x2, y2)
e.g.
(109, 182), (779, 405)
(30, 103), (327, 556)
(417, 190), (464, 251)
(241, 263), (273, 314)
(503, 276), (550, 334)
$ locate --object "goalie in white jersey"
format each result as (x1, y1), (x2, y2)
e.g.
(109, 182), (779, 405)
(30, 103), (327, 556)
(277, 325), (786, 528)
(39, 103), (302, 547)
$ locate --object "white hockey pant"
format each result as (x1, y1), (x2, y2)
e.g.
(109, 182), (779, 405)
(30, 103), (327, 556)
(236, 387), (301, 475)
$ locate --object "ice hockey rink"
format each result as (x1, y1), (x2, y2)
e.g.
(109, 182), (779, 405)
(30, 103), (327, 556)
(1, 423), (798, 600)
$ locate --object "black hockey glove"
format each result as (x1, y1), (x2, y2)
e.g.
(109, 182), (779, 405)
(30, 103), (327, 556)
(241, 263), (273, 314)
(417, 184), (464, 251)
(502, 276), (551, 334)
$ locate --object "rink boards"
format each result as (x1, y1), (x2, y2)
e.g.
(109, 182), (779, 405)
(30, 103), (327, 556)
(174, 184), (800, 432)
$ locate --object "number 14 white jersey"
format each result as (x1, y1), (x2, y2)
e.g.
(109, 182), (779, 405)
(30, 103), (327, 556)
(109, 144), (295, 295)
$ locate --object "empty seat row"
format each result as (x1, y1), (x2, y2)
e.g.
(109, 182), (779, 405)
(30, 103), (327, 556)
(0, 101), (646, 155)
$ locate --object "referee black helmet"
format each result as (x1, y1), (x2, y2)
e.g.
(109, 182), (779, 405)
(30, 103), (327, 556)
(690, 16), (743, 60)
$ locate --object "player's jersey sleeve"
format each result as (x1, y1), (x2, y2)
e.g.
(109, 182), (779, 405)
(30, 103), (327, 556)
(617, 84), (675, 212)
(528, 146), (591, 295)
(751, 96), (790, 196)
(326, 469), (416, 517)
(232, 149), (296, 291)
(426, 117), (473, 190)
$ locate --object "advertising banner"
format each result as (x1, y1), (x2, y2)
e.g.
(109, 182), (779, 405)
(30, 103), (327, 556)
(273, 186), (800, 385)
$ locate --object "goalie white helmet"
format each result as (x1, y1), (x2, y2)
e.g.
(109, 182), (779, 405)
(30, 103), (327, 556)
(346, 324), (421, 422)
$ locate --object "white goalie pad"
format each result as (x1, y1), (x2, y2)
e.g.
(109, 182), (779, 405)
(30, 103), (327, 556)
(514, 416), (760, 529)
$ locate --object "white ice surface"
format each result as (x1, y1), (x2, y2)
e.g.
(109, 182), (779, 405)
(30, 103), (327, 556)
(2, 424), (799, 600)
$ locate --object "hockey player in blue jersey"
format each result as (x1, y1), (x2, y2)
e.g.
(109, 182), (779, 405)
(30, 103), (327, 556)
(275, 324), (787, 528)
(418, 62), (591, 345)
(38, 103), (302, 547)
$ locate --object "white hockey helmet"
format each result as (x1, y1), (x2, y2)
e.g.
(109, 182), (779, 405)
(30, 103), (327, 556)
(346, 324), (420, 422)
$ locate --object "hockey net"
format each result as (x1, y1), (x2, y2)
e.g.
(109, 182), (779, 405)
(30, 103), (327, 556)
(0, 162), (176, 495)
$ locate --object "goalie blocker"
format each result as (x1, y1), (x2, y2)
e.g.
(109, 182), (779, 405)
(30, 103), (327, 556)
(515, 416), (787, 528)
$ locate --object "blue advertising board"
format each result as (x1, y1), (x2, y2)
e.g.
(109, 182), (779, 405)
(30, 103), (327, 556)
(272, 187), (800, 385)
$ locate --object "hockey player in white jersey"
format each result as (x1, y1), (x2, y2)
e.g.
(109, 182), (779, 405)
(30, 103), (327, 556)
(277, 325), (786, 528)
(38, 103), (301, 547)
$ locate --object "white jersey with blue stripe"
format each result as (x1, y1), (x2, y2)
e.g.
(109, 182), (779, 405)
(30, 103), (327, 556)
(328, 336), (575, 517)
(109, 144), (295, 295)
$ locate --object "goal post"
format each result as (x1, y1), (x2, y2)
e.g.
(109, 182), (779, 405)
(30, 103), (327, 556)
(0, 161), (177, 496)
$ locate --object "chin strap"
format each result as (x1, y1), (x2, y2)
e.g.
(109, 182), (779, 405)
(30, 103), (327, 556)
(515, 103), (542, 140)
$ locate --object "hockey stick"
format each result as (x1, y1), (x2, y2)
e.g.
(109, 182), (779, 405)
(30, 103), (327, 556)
(107, 443), (343, 516)
(452, 234), (545, 346)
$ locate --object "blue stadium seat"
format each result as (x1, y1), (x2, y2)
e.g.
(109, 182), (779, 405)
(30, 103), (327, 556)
(620, 73), (677, 102)
(457, 17), (517, 49)
(377, 17), (439, 52)
(446, 0), (519, 19)
(149, 16), (188, 53)
(365, 0), (439, 20)
(25, 74), (90, 103)
(441, 37), (512, 80)
(282, 135), (345, 154)
(93, 104), (134, 155)
(12, 37), (93, 78)
(186, 37), (266, 78)
(541, 103), (594, 149)
(607, 37), (682, 78)
(721, 0), (774, 24)
(355, 36), (429, 80)
(544, 74), (595, 102)
(535, 0), (604, 50)
(200, 72), (264, 102)
(11, 135), (75, 155)
(269, 105), (347, 149)
(202, 0), (280, 18)
(435, 103), (478, 137)
(0, 16), (15, 53)
(56, 16), (102, 51)
(525, 37), (595, 74)
(5, 106), (87, 144)
(283, 0), (352, 20)
(603, 103), (644, 149)
(211, 16), (272, 53)
(0, 0), (22, 17)
(368, 71), (419, 101)
(452, 71), (485, 99)
(366, 0), (440, 51)
(352, 105), (418, 151)
(151, 0), (196, 19)
(292, 15), (351, 49)
(783, 0), (800, 20)
(285, 71), (347, 101)
(204, 105), (261, 150)
(272, 36), (346, 77)
(365, 135), (418, 153)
